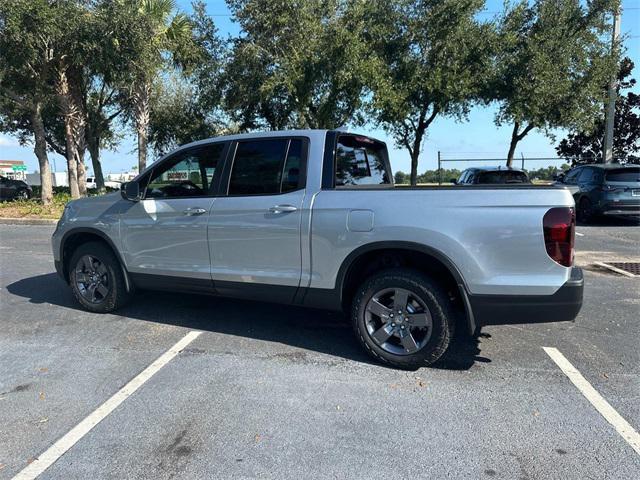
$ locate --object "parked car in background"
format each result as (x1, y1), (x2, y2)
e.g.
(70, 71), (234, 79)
(555, 164), (640, 223)
(85, 177), (123, 190)
(453, 166), (531, 185)
(52, 130), (582, 369)
(86, 177), (97, 189)
(0, 175), (32, 200)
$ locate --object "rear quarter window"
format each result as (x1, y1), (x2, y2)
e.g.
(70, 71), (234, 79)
(335, 135), (391, 187)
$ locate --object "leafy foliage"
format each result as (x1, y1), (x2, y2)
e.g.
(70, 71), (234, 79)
(223, 0), (369, 130)
(365, 0), (492, 184)
(556, 57), (640, 164)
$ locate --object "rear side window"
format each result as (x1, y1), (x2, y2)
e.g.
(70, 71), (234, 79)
(578, 168), (596, 183)
(335, 135), (391, 186)
(228, 138), (306, 195)
(605, 168), (640, 182)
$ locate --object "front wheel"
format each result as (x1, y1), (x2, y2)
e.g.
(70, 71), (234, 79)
(16, 189), (30, 200)
(69, 241), (132, 313)
(351, 269), (454, 369)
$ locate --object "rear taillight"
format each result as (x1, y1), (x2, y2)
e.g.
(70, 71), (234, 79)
(543, 207), (575, 267)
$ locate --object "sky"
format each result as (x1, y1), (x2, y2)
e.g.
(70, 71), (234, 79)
(1, 0), (638, 175)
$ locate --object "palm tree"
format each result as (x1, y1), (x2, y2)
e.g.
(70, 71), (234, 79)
(126, 0), (191, 172)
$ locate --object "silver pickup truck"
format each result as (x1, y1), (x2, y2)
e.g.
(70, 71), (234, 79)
(52, 130), (583, 368)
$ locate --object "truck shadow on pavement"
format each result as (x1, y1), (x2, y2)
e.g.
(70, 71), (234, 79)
(7, 273), (489, 371)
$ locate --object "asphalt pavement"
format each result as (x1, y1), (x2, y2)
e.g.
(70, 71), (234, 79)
(0, 223), (638, 479)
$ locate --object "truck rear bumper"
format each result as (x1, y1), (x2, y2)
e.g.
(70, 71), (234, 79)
(468, 267), (584, 326)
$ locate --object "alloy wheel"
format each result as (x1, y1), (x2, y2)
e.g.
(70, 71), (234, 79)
(364, 287), (433, 355)
(74, 255), (110, 304)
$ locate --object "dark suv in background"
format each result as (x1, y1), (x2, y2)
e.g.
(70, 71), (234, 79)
(556, 164), (640, 223)
(454, 166), (531, 185)
(0, 175), (32, 201)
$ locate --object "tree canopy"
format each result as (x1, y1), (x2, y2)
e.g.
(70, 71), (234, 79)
(224, 0), (369, 130)
(365, 0), (493, 185)
(0, 0), (626, 204)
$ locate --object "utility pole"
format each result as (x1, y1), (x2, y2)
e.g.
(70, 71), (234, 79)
(602, 6), (621, 163)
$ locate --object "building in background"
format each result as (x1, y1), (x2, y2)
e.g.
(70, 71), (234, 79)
(0, 160), (27, 181)
(25, 171), (69, 187)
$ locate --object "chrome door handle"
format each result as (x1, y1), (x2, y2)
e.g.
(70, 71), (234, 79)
(268, 204), (297, 213)
(183, 207), (207, 216)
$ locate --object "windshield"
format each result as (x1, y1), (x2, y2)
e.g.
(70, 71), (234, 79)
(605, 168), (640, 182)
(477, 171), (530, 184)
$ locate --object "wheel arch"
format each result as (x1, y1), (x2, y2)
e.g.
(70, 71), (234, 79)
(336, 241), (476, 335)
(60, 228), (132, 292)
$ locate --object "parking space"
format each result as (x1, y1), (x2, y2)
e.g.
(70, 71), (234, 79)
(1, 224), (639, 479)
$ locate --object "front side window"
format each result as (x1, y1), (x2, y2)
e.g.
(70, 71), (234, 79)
(228, 138), (306, 195)
(564, 168), (582, 184)
(145, 143), (224, 198)
(335, 135), (391, 186)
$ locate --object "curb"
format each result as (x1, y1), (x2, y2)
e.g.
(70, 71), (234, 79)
(0, 217), (58, 225)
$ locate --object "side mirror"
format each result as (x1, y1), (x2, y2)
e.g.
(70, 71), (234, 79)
(449, 178), (458, 185)
(121, 181), (141, 201)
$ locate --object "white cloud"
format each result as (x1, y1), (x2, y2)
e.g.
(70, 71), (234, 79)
(0, 135), (20, 148)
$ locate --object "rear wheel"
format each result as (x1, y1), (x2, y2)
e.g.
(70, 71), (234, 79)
(351, 269), (454, 369)
(577, 197), (595, 224)
(69, 241), (131, 313)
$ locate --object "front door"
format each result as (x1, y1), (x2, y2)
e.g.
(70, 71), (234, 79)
(208, 137), (307, 303)
(120, 142), (226, 290)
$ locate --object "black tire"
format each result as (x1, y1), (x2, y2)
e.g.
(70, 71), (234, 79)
(68, 241), (132, 313)
(577, 197), (595, 224)
(16, 189), (30, 200)
(351, 268), (454, 369)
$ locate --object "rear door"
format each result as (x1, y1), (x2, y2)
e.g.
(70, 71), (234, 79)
(208, 137), (308, 303)
(120, 142), (227, 288)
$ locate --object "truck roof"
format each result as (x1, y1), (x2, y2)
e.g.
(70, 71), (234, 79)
(175, 129), (386, 152)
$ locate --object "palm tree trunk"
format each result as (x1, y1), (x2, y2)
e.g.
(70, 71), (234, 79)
(57, 68), (80, 198)
(76, 146), (87, 196)
(134, 81), (151, 172)
(31, 102), (53, 205)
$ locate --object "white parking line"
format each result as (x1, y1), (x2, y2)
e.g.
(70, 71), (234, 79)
(12, 330), (203, 480)
(543, 347), (640, 456)
(575, 232), (585, 237)
(593, 261), (638, 278)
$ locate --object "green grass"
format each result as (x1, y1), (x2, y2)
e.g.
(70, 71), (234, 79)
(0, 192), (70, 219)
(0, 186), (117, 219)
